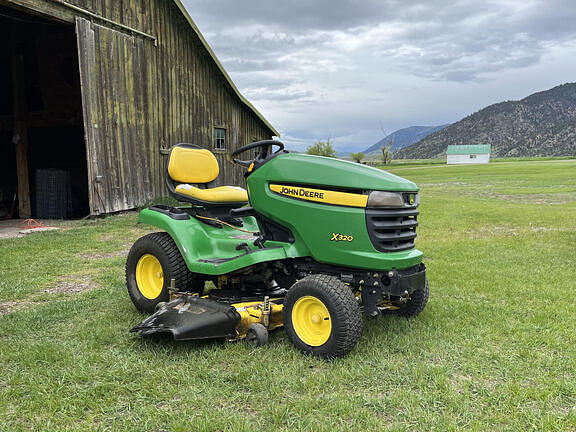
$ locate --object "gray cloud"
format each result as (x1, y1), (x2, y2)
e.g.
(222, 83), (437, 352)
(224, 59), (283, 73)
(183, 0), (576, 151)
(187, 0), (390, 30)
(243, 85), (315, 102)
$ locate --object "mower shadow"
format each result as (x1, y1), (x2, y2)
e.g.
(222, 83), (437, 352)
(131, 332), (234, 356)
(359, 310), (436, 346)
(127, 315), (434, 361)
(129, 327), (288, 357)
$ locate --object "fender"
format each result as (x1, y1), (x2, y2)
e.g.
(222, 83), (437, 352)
(138, 208), (304, 275)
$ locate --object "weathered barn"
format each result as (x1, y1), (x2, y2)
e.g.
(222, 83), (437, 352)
(0, 0), (278, 219)
(446, 145), (491, 165)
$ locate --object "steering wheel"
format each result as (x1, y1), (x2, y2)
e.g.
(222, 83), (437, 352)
(229, 140), (285, 168)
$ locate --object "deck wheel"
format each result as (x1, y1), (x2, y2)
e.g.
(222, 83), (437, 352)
(246, 323), (269, 347)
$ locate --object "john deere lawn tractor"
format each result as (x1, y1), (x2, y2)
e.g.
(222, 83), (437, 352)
(127, 140), (428, 359)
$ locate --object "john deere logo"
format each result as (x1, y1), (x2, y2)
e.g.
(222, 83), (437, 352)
(330, 233), (354, 242)
(279, 186), (325, 200)
(409, 194), (416, 205)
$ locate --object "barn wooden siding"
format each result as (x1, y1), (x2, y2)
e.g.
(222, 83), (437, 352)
(4, 0), (276, 214)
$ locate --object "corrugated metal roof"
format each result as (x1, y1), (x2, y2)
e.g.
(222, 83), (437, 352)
(446, 145), (491, 155)
(172, 0), (280, 137)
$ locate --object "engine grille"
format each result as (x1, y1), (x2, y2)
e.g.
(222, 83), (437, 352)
(366, 207), (418, 252)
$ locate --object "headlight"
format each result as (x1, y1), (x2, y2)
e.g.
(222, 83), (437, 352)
(367, 191), (419, 208)
(406, 192), (419, 207)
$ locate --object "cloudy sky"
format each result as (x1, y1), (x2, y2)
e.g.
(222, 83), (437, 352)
(182, 0), (576, 152)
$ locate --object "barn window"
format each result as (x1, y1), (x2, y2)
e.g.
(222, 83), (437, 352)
(214, 128), (226, 151)
(470, 154), (477, 159)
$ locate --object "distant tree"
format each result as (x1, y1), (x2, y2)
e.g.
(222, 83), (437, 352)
(306, 139), (338, 158)
(379, 126), (394, 165)
(381, 144), (392, 165)
(350, 152), (364, 163)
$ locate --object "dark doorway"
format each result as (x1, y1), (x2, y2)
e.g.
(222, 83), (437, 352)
(0, 6), (89, 219)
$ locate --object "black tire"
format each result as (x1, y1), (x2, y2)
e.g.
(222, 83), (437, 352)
(396, 279), (430, 318)
(283, 274), (363, 359)
(126, 232), (196, 313)
(246, 323), (269, 347)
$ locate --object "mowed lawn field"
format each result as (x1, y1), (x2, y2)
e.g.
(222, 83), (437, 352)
(1, 159), (575, 431)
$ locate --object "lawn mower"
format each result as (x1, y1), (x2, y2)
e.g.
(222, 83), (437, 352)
(127, 140), (428, 359)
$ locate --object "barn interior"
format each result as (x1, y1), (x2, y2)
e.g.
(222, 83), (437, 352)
(0, 5), (89, 219)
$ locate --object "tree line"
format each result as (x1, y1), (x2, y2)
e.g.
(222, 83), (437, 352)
(305, 139), (393, 164)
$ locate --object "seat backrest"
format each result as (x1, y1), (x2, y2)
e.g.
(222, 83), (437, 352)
(167, 145), (219, 184)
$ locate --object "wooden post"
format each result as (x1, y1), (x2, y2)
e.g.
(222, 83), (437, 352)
(11, 26), (31, 219)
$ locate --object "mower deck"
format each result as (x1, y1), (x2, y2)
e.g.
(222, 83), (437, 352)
(130, 295), (284, 342)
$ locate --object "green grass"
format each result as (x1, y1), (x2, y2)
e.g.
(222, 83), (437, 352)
(490, 155), (576, 163)
(373, 158), (446, 167)
(369, 155), (576, 168)
(1, 159), (576, 431)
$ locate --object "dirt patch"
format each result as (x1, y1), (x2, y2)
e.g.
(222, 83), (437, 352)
(448, 373), (471, 394)
(78, 249), (129, 261)
(42, 273), (99, 295)
(419, 182), (469, 187)
(529, 225), (560, 233)
(467, 225), (520, 239)
(0, 219), (67, 240)
(0, 226), (24, 240)
(97, 227), (155, 246)
(492, 192), (576, 205)
(0, 223), (58, 239)
(99, 233), (115, 242)
(0, 300), (40, 316)
(0, 273), (99, 316)
(130, 227), (158, 235)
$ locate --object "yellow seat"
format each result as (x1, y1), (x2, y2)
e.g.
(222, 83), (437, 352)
(175, 184), (248, 203)
(166, 144), (249, 206)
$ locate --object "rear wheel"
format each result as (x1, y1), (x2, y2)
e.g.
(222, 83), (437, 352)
(283, 275), (362, 359)
(126, 232), (197, 313)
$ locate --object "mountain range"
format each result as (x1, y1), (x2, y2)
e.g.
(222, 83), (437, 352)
(395, 82), (576, 159)
(362, 125), (448, 155)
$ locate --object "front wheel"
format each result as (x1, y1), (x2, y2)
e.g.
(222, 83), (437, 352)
(283, 275), (363, 359)
(126, 232), (196, 313)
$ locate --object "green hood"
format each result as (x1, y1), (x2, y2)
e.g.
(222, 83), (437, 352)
(255, 153), (417, 192)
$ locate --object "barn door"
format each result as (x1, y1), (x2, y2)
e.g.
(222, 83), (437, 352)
(75, 17), (155, 214)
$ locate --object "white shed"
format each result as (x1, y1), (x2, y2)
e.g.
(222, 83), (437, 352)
(446, 145), (491, 164)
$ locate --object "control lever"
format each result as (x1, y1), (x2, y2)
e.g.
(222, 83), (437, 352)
(230, 206), (256, 218)
(235, 242), (251, 254)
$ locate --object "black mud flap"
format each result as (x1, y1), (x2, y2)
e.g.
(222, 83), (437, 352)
(390, 263), (427, 297)
(362, 263), (427, 318)
(130, 296), (241, 341)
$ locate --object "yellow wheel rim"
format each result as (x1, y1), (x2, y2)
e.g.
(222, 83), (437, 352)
(292, 296), (332, 346)
(135, 254), (164, 299)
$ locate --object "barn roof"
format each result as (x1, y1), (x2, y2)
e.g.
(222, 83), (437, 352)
(446, 145), (491, 155)
(172, 0), (279, 137)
